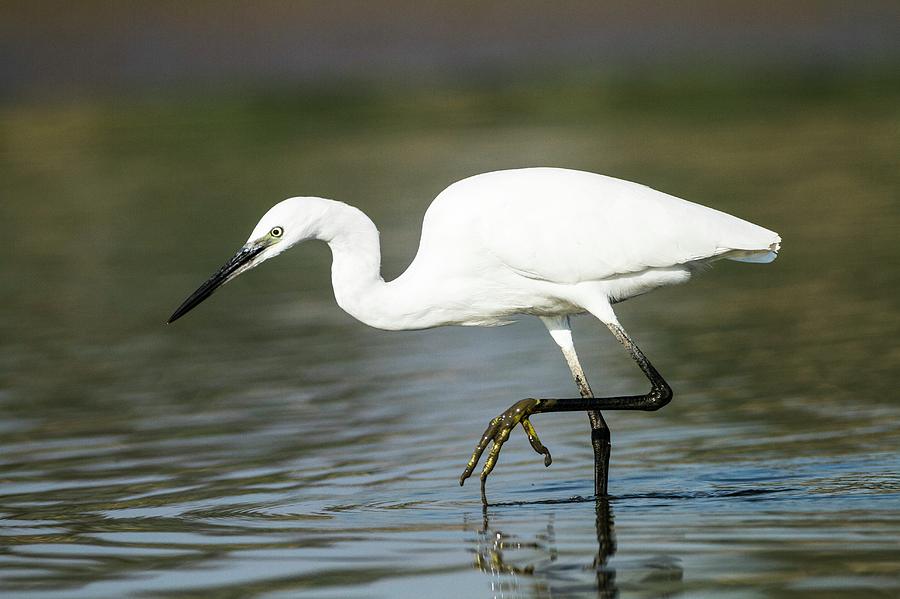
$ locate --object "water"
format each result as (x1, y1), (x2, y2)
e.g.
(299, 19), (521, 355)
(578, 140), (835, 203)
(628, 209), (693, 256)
(2, 73), (899, 597)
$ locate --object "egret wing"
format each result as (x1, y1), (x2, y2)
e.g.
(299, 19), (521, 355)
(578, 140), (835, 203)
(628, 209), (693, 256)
(451, 169), (780, 284)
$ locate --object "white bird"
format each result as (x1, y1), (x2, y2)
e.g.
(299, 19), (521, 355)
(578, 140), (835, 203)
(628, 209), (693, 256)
(168, 167), (781, 503)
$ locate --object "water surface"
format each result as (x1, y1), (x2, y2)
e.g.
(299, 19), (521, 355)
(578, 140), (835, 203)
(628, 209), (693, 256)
(1, 73), (899, 597)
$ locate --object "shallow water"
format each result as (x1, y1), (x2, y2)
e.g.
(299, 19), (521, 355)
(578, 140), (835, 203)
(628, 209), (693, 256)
(2, 74), (899, 597)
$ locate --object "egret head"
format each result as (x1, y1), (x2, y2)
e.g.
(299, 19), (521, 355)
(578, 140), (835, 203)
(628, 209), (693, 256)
(167, 197), (329, 323)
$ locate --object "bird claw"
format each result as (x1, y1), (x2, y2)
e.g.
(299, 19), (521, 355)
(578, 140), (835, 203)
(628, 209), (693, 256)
(459, 398), (552, 504)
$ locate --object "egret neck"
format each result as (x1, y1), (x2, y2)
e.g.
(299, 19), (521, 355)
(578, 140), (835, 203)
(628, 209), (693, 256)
(315, 200), (424, 331)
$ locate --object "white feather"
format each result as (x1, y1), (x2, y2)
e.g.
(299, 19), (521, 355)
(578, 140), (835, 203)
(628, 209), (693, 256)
(234, 168), (782, 330)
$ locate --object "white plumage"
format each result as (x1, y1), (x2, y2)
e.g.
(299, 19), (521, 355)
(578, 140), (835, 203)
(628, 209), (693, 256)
(395, 168), (780, 327)
(174, 167), (780, 332)
(168, 167), (782, 500)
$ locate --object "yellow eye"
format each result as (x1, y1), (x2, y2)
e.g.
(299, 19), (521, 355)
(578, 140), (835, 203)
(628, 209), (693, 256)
(270, 226), (284, 238)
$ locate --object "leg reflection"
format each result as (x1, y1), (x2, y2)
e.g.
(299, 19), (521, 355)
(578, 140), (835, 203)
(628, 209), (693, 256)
(593, 497), (617, 598)
(469, 500), (618, 598)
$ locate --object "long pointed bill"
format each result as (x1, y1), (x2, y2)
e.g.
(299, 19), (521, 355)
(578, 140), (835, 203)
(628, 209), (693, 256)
(167, 242), (267, 324)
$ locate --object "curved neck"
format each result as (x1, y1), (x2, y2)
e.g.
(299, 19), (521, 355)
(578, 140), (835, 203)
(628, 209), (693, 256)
(316, 201), (426, 330)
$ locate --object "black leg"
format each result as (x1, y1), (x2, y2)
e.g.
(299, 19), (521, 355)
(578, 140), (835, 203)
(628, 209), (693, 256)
(588, 413), (611, 497)
(461, 323), (672, 502)
(534, 323), (672, 413)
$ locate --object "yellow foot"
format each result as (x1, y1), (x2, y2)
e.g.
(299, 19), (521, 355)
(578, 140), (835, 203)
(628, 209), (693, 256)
(459, 398), (552, 504)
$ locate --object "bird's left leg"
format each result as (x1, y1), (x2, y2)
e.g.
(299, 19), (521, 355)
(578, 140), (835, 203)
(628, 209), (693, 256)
(460, 316), (608, 502)
(459, 397), (551, 504)
(461, 316), (672, 502)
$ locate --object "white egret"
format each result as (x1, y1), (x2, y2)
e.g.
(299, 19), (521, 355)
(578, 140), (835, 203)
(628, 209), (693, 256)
(168, 167), (781, 503)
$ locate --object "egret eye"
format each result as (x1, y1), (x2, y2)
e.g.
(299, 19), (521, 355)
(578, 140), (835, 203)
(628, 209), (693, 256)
(270, 226), (284, 238)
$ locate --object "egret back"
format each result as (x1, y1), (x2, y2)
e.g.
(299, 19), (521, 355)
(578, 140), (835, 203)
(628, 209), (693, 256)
(417, 168), (780, 285)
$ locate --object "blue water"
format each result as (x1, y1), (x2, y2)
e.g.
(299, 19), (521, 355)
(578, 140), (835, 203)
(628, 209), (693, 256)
(2, 77), (899, 597)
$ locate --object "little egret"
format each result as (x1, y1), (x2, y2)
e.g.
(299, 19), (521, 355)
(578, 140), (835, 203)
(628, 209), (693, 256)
(168, 167), (781, 503)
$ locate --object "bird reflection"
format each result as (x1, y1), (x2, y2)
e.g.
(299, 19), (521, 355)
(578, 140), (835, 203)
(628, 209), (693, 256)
(592, 498), (617, 597)
(469, 499), (618, 598)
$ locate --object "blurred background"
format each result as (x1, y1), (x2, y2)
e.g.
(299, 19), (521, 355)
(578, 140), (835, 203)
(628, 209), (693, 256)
(2, 2), (899, 598)
(4, 1), (900, 94)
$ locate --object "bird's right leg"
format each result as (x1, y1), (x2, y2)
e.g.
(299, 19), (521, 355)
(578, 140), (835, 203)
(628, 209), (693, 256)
(461, 316), (672, 503)
(459, 316), (610, 501)
(544, 316), (611, 497)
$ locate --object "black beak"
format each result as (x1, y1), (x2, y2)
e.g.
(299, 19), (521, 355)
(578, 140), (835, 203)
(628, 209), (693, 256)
(167, 243), (267, 324)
